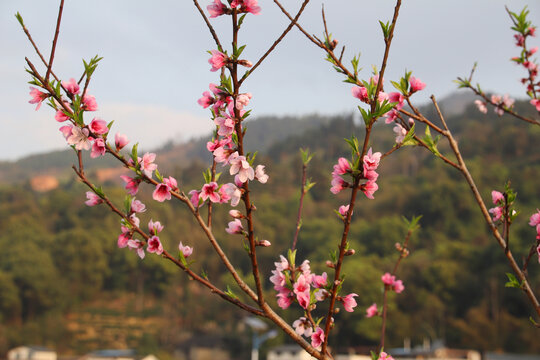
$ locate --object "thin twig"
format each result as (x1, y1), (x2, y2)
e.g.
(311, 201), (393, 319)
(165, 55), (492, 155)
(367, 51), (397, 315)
(192, 0), (223, 51)
(45, 0), (65, 83)
(292, 162), (308, 250)
(239, 0), (311, 85)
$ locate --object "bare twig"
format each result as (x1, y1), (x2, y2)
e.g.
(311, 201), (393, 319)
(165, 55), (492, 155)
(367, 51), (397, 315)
(239, 0), (311, 85)
(192, 0), (223, 51)
(45, 0), (65, 83)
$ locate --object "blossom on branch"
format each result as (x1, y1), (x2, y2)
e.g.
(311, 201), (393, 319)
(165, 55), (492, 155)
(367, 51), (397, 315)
(29, 87), (48, 110)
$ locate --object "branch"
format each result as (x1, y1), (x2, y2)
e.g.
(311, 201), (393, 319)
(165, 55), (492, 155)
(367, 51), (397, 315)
(45, 0), (65, 83)
(192, 0), (223, 51)
(239, 0), (312, 85)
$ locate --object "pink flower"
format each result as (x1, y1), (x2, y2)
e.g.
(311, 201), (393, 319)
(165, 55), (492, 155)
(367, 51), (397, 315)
(339, 205), (350, 217)
(393, 123), (407, 144)
(292, 317), (313, 337)
(59, 125), (73, 139)
(489, 206), (503, 222)
(29, 87), (48, 110)
(128, 239), (145, 259)
(115, 133), (129, 150)
(515, 34), (525, 46)
(529, 209), (540, 227)
(531, 99), (540, 112)
(393, 279), (405, 294)
(231, 0), (261, 15)
(352, 86), (369, 103)
(201, 182), (221, 203)
(198, 91), (215, 108)
(340, 293), (358, 312)
(89, 118), (109, 135)
(333, 157), (350, 175)
(236, 93), (252, 110)
(363, 148), (381, 171)
(91, 138), (106, 158)
(366, 303), (378, 318)
(120, 175), (140, 195)
(362, 180), (379, 199)
(296, 290), (310, 309)
(270, 270), (286, 291)
(179, 242), (193, 258)
(229, 152), (255, 183)
(188, 190), (201, 208)
(164, 176), (178, 191)
(55, 110), (70, 122)
(379, 351), (394, 360)
(141, 152), (158, 177)
(312, 273), (327, 289)
(153, 182), (172, 202)
(82, 94), (98, 111)
(277, 291), (293, 309)
(214, 116), (236, 137)
(311, 327), (325, 348)
(66, 127), (92, 150)
(207, 0), (228, 18)
(226, 219), (244, 234)
(381, 272), (395, 286)
(274, 255), (290, 272)
(491, 190), (504, 205)
(474, 100), (488, 114)
(330, 175), (346, 194)
(409, 76), (426, 93)
(147, 236), (163, 255)
(131, 198), (146, 213)
(255, 165), (269, 183)
(258, 240), (271, 247)
(148, 219), (164, 235)
(62, 78), (80, 95)
(85, 191), (103, 206)
(208, 50), (228, 72)
(118, 228), (131, 248)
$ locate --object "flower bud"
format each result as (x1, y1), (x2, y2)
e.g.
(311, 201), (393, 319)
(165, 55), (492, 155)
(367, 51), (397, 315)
(344, 249), (355, 256)
(326, 260), (335, 268)
(408, 118), (415, 126)
(229, 209), (243, 218)
(395, 242), (403, 251)
(258, 240), (271, 247)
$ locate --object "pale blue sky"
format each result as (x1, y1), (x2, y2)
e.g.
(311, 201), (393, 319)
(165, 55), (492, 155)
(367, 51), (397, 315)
(2, 0), (539, 160)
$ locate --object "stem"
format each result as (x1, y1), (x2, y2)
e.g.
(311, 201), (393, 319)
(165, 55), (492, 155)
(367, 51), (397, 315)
(45, 0), (65, 83)
(207, 159), (217, 229)
(430, 96), (540, 317)
(192, 0), (223, 51)
(321, 178), (360, 355)
(239, 0), (311, 85)
(292, 162), (307, 250)
(380, 287), (389, 349)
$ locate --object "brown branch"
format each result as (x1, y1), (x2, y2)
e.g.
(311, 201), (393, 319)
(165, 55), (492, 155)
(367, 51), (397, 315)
(321, 178), (360, 355)
(292, 162), (308, 250)
(73, 164), (263, 316)
(192, 0), (223, 51)
(239, 0), (311, 85)
(465, 85), (540, 126)
(45, 0), (65, 83)
(429, 96), (540, 317)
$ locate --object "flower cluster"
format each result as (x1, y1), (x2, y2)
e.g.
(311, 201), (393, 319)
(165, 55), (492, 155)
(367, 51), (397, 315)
(330, 148), (381, 199)
(488, 190), (505, 222)
(270, 253), (358, 348)
(207, 0), (261, 18)
(381, 272), (405, 293)
(529, 210), (540, 263)
(510, 23), (539, 100)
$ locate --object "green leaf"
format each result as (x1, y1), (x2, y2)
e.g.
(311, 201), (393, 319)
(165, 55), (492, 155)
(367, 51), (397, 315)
(423, 126), (441, 156)
(154, 169), (164, 182)
(131, 143), (139, 162)
(107, 120), (115, 130)
(15, 12), (25, 27)
(401, 123), (417, 146)
(238, 14), (247, 28)
(287, 249), (297, 268)
(505, 273), (522, 288)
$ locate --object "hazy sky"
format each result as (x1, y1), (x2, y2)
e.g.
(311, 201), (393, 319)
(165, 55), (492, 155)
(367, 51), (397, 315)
(2, 0), (539, 160)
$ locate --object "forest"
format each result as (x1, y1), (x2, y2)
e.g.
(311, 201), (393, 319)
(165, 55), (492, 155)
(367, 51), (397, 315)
(0, 95), (539, 357)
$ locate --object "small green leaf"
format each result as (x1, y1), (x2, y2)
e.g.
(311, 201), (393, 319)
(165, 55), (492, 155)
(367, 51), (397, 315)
(287, 249), (297, 268)
(505, 273), (522, 288)
(131, 143), (139, 162)
(155, 169), (164, 182)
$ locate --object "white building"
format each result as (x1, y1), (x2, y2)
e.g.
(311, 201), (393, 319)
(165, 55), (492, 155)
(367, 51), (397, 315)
(7, 346), (57, 360)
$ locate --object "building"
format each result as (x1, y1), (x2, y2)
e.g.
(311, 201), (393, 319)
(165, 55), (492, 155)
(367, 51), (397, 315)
(7, 346), (57, 360)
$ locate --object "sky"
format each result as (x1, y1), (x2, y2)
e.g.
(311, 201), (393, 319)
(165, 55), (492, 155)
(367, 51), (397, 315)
(1, 0), (539, 161)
